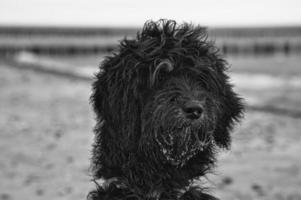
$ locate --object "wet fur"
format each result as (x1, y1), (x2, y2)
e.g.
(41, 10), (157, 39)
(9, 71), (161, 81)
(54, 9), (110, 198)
(89, 20), (244, 200)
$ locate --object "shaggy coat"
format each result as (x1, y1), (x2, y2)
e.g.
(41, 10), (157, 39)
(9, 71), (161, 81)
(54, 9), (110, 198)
(89, 20), (244, 200)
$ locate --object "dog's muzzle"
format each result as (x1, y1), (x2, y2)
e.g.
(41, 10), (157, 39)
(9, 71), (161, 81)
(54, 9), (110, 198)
(155, 124), (214, 167)
(183, 100), (205, 120)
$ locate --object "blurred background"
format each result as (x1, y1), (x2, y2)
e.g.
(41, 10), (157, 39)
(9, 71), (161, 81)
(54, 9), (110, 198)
(0, 0), (301, 200)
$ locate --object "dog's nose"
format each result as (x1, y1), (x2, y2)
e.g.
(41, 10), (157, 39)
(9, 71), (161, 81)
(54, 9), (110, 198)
(183, 101), (204, 119)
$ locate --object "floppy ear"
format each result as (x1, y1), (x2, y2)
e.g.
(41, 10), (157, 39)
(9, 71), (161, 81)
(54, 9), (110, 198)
(91, 55), (141, 123)
(214, 84), (244, 149)
(90, 55), (146, 178)
(91, 61), (117, 124)
(210, 60), (244, 149)
(92, 52), (150, 150)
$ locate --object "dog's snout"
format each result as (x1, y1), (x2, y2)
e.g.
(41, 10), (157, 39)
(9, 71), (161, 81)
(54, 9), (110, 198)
(183, 101), (204, 119)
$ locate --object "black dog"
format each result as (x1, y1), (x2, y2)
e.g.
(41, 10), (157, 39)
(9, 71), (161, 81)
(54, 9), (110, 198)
(89, 20), (244, 200)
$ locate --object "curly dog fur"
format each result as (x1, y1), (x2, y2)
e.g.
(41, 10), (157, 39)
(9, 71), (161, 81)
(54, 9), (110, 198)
(88, 19), (244, 200)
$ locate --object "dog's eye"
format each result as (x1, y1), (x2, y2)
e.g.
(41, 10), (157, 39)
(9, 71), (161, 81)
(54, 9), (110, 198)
(170, 96), (178, 103)
(157, 73), (167, 82)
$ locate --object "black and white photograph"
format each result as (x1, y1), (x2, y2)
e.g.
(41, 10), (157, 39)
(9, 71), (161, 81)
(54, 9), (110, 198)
(0, 0), (300, 200)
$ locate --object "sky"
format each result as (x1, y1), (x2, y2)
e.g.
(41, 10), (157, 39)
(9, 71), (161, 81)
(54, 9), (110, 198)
(0, 0), (300, 27)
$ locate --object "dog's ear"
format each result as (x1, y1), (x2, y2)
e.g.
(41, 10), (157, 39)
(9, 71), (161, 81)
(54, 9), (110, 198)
(91, 56), (129, 124)
(91, 53), (149, 151)
(150, 59), (174, 87)
(211, 61), (244, 149)
(214, 86), (244, 149)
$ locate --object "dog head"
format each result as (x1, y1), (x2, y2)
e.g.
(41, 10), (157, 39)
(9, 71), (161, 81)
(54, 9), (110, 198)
(91, 20), (244, 169)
